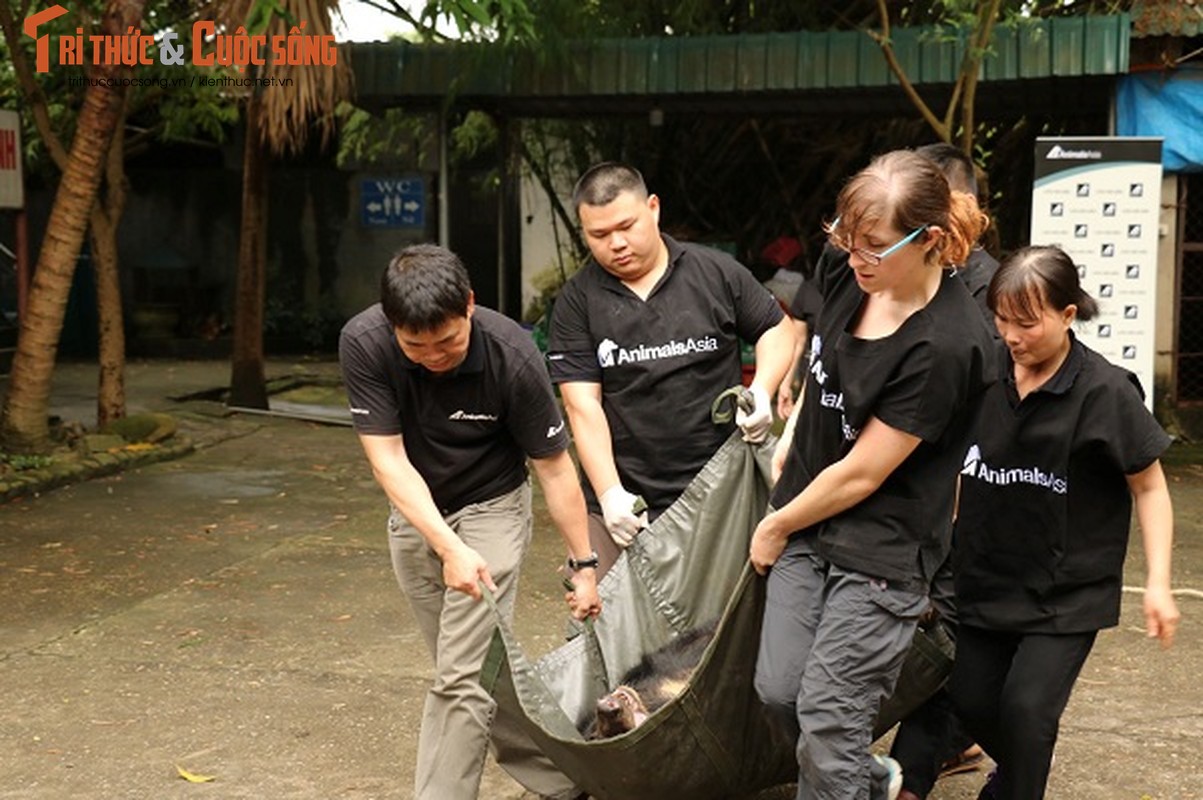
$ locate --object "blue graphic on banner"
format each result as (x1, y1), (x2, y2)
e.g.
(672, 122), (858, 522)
(362, 177), (425, 228)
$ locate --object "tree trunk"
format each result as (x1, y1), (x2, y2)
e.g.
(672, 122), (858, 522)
(228, 96), (269, 410)
(92, 115), (129, 429)
(0, 0), (145, 454)
(91, 206), (127, 429)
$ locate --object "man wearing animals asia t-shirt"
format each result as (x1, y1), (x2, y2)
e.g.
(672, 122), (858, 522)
(339, 244), (600, 800)
(547, 162), (795, 574)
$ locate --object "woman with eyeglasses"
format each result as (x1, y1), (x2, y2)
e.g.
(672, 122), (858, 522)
(750, 149), (996, 800)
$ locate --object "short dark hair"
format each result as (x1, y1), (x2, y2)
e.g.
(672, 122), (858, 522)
(572, 162), (648, 214)
(987, 245), (1099, 322)
(379, 244), (472, 331)
(915, 142), (979, 197)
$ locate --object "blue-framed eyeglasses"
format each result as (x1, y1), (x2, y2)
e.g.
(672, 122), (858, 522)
(829, 221), (928, 266)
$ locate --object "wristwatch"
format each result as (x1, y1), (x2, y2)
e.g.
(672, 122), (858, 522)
(566, 551), (600, 571)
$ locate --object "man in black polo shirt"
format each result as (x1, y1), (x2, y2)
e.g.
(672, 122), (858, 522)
(547, 162), (795, 573)
(339, 244), (600, 800)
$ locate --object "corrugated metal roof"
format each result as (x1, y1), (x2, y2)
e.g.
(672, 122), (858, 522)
(349, 15), (1130, 107)
(1132, 0), (1203, 38)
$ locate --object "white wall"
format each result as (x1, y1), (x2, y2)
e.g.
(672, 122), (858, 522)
(519, 171), (580, 322)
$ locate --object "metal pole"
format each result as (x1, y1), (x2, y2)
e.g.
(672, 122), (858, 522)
(438, 109), (450, 248)
(497, 115), (508, 316)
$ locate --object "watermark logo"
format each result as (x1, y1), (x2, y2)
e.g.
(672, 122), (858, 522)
(23, 4), (69, 73)
(23, 4), (339, 74)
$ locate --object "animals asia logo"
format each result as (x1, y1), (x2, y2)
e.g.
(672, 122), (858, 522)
(961, 444), (1068, 494)
(596, 335), (719, 368)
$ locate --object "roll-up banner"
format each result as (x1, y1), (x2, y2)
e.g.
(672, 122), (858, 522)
(1030, 137), (1163, 408)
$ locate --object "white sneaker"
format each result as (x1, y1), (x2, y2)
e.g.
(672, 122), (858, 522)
(873, 754), (903, 800)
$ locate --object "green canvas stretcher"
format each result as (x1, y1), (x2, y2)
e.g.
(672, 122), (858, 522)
(481, 424), (954, 799)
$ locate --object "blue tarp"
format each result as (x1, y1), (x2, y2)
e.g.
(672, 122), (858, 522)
(1116, 70), (1203, 173)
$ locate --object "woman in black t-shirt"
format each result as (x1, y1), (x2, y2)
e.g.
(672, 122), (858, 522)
(949, 246), (1179, 800)
(750, 151), (996, 799)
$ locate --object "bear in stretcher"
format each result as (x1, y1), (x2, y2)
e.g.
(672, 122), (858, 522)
(585, 620), (718, 740)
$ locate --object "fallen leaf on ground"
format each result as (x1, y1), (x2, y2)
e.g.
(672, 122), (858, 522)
(176, 765), (215, 783)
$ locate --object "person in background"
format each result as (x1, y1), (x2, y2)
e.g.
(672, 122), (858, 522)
(339, 244), (601, 800)
(751, 150), (996, 800)
(547, 162), (795, 576)
(914, 142), (999, 320)
(886, 141), (1002, 800)
(767, 234), (822, 422)
(950, 245), (1179, 800)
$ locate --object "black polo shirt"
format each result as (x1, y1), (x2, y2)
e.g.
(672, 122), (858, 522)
(954, 336), (1171, 633)
(546, 234), (784, 513)
(339, 304), (569, 516)
(771, 251), (996, 590)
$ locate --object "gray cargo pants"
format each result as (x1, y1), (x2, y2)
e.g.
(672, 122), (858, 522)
(388, 482), (578, 800)
(755, 544), (926, 800)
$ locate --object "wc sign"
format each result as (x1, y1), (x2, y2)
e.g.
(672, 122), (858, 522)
(0, 110), (23, 210)
(361, 177), (424, 228)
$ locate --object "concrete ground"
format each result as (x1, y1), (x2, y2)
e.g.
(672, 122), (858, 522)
(1, 358), (1199, 799)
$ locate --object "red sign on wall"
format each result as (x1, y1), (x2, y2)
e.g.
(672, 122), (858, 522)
(0, 110), (24, 210)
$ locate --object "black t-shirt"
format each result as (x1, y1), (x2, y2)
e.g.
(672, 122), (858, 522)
(959, 248), (1001, 323)
(954, 336), (1171, 633)
(339, 304), (569, 515)
(547, 234), (784, 513)
(788, 277), (823, 327)
(771, 251), (996, 590)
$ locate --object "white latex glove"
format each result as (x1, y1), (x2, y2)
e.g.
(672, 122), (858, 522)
(599, 484), (647, 548)
(736, 384), (773, 443)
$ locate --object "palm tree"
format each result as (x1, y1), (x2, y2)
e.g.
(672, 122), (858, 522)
(0, 0), (147, 453)
(219, 0), (351, 408)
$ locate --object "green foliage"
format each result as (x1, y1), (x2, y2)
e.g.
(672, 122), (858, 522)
(336, 103), (433, 168)
(245, 0), (297, 35)
(2, 0), (238, 179)
(336, 103), (499, 173)
(451, 110), (498, 161)
(373, 0), (1130, 47)
(416, 0), (537, 43)
(523, 257), (581, 325)
(0, 452), (54, 472)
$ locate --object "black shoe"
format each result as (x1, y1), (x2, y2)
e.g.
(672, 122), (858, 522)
(976, 767), (1001, 800)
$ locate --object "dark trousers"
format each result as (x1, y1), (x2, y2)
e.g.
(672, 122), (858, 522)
(889, 681), (974, 798)
(948, 625), (1096, 800)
